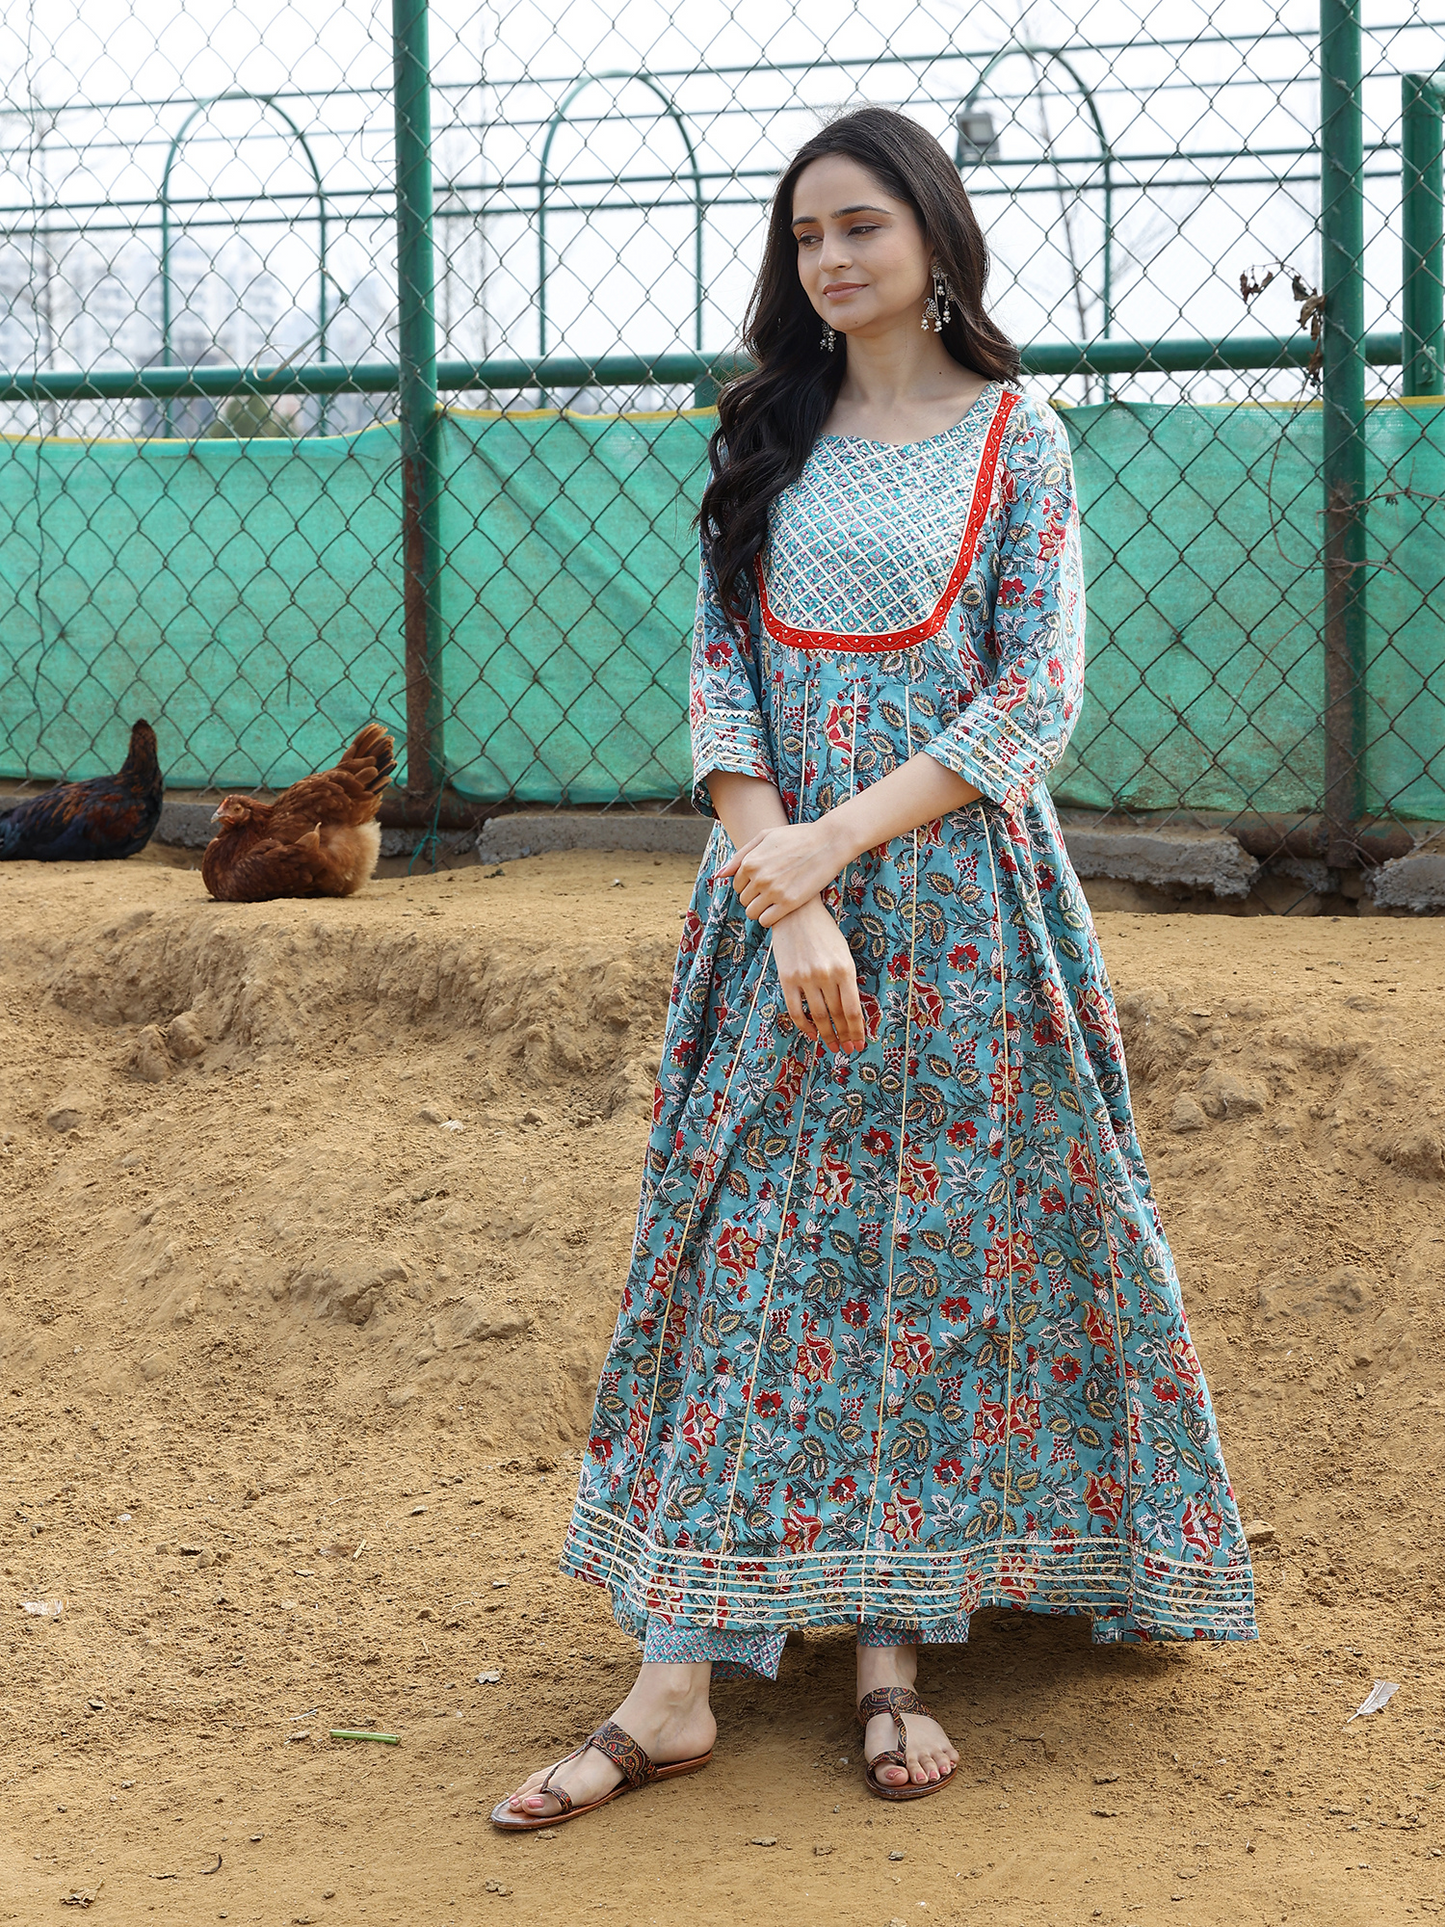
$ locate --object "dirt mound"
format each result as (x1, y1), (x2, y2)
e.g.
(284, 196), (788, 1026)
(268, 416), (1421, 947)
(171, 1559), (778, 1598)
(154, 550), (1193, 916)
(2, 855), (1443, 1926)
(0, 855), (685, 1466)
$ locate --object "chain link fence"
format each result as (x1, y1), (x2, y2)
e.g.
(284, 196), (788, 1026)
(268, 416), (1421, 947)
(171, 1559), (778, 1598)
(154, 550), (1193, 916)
(1, 0), (1442, 899)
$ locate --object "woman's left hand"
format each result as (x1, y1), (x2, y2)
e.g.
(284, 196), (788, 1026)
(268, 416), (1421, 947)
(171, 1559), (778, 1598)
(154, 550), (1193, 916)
(719, 820), (849, 925)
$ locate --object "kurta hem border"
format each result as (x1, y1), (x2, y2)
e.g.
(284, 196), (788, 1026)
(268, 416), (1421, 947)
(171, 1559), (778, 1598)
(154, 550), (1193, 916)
(560, 1502), (1258, 1646)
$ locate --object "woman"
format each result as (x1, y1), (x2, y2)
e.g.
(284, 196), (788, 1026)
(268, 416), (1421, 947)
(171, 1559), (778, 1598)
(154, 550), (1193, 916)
(493, 105), (1254, 1830)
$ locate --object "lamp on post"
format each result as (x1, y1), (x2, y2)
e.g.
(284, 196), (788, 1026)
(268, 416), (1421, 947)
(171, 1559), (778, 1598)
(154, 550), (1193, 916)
(955, 107), (1001, 165)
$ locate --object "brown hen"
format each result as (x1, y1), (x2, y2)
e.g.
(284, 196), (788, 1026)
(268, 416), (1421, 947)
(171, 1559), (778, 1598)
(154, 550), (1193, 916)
(201, 724), (396, 903)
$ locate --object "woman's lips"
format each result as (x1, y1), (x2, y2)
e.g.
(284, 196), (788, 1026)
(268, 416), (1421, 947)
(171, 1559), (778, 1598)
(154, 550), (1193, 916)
(823, 282), (866, 299)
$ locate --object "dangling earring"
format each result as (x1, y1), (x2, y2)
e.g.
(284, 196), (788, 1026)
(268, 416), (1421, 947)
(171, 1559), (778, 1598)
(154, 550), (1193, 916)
(923, 261), (951, 333)
(820, 320), (836, 352)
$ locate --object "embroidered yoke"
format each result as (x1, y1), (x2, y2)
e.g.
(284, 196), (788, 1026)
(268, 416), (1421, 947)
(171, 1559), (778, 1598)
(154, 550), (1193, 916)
(560, 383), (1256, 1679)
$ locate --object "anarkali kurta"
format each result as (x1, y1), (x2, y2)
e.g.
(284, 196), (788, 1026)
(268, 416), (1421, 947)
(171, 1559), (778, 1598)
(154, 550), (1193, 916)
(560, 382), (1256, 1673)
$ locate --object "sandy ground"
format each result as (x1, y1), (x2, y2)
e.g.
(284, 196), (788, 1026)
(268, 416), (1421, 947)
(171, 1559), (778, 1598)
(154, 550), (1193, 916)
(1, 844), (1443, 1927)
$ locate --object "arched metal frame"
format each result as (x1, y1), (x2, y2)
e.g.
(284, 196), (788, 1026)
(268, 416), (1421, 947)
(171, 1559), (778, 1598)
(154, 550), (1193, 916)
(959, 44), (1115, 390)
(536, 70), (705, 364)
(159, 92), (330, 435)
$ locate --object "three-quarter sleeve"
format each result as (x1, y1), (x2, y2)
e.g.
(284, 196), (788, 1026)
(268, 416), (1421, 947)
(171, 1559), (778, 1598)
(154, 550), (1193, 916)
(923, 399), (1085, 818)
(689, 541), (777, 818)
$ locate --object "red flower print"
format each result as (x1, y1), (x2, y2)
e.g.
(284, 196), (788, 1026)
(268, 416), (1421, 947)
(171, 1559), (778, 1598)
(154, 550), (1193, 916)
(972, 1397), (1007, 1446)
(1040, 1187), (1066, 1215)
(822, 697), (856, 763)
(588, 1435), (613, 1463)
(947, 941), (981, 969)
(753, 1390), (782, 1417)
(1008, 1394), (1041, 1443)
(987, 1060), (1023, 1109)
(997, 1557), (1038, 1606)
(782, 1505), (823, 1553)
(889, 1322), (935, 1378)
(795, 1322), (836, 1385)
(887, 949), (912, 979)
(828, 1475), (857, 1502)
(1066, 1142), (1094, 1187)
(813, 1145), (854, 1208)
(1168, 1337), (1202, 1387)
(897, 1150), (940, 1206)
(911, 980), (944, 1028)
(1084, 1471), (1126, 1527)
(994, 665), (1032, 715)
(1180, 1498), (1223, 1559)
(1082, 1303), (1117, 1352)
(714, 1222), (761, 1288)
(940, 1295), (972, 1323)
(1051, 1354), (1083, 1384)
(878, 1488), (924, 1544)
(946, 1119), (977, 1147)
(1152, 1376), (1179, 1404)
(841, 1298), (870, 1328)
(933, 1457), (964, 1487)
(679, 1398), (720, 1455)
(862, 1127), (894, 1159)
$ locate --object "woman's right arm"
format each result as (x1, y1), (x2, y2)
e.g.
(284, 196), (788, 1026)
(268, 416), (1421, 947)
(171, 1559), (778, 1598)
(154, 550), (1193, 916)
(690, 545), (863, 1054)
(707, 775), (865, 1056)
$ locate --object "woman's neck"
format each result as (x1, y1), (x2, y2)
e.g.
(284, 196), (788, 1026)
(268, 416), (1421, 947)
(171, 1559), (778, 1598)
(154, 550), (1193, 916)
(824, 319), (991, 445)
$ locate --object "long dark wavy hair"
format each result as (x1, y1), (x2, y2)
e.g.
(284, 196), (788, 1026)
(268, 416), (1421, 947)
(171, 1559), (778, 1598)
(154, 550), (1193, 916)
(699, 107), (1018, 625)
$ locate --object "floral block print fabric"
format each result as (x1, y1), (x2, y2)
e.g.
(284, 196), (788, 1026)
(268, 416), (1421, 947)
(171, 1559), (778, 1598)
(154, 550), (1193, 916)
(561, 385), (1256, 1653)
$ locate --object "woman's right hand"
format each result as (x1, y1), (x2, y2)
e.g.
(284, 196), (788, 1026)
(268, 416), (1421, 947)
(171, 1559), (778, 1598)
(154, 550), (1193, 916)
(770, 897), (865, 1053)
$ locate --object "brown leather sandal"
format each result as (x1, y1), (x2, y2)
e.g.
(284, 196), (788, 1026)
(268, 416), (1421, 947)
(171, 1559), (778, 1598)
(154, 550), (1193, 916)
(489, 1718), (713, 1832)
(856, 1686), (959, 1803)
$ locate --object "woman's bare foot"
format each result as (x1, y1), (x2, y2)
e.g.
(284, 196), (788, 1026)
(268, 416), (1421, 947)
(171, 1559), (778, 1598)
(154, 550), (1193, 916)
(500, 1661), (716, 1819)
(856, 1643), (959, 1789)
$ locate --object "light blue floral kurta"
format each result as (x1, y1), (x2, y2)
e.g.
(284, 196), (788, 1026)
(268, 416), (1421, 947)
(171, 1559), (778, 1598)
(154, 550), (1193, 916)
(561, 383), (1256, 1675)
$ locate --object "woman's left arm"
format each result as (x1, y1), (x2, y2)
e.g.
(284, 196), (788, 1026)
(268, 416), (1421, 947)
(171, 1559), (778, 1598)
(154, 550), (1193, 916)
(723, 400), (1084, 927)
(720, 754), (979, 926)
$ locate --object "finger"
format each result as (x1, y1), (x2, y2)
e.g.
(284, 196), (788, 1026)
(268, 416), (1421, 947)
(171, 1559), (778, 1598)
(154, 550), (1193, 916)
(808, 977), (847, 1054)
(835, 964), (866, 1048)
(781, 979), (818, 1041)
(720, 832), (766, 879)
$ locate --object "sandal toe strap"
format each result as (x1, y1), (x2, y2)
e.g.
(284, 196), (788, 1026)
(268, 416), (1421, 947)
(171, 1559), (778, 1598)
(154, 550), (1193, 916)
(857, 1686), (931, 1726)
(584, 1719), (656, 1791)
(538, 1746), (585, 1815)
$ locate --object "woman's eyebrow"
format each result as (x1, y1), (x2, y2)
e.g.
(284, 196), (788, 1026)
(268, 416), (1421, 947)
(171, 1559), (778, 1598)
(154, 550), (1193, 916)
(790, 203), (893, 226)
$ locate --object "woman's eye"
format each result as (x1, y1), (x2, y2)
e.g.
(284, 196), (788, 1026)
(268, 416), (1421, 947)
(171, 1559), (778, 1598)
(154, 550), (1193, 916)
(849, 224), (878, 237)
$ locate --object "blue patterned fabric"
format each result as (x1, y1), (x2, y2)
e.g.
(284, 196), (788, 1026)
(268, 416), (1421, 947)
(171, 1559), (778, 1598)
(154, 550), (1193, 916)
(639, 1616), (974, 1680)
(561, 386), (1256, 1653)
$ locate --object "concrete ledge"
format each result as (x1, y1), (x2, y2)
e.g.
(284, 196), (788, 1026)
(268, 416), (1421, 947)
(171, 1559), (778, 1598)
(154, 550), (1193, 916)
(471, 810), (1263, 899)
(1369, 849), (1445, 911)
(1060, 826), (1259, 898)
(156, 799), (218, 849)
(476, 812), (712, 866)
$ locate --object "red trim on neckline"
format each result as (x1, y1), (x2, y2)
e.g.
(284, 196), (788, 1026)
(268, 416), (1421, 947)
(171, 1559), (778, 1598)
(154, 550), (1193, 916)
(755, 388), (1019, 656)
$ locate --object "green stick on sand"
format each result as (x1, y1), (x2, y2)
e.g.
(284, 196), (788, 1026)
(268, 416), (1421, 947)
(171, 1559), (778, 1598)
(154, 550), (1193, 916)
(329, 1729), (400, 1744)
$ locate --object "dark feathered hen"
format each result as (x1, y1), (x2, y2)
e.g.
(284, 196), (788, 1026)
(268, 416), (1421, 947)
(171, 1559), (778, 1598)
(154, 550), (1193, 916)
(201, 723), (396, 903)
(0, 720), (163, 862)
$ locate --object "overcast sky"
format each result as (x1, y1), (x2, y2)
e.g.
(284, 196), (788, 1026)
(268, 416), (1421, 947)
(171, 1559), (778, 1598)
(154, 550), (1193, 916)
(2, 0), (1439, 405)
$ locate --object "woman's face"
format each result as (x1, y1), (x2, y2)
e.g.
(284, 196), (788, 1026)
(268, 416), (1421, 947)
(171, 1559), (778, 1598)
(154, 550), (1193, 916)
(791, 153), (932, 340)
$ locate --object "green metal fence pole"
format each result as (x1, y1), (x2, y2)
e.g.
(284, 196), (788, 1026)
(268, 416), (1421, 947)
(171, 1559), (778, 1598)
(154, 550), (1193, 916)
(1402, 73), (1445, 398)
(1319, 0), (1368, 866)
(393, 0), (445, 803)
